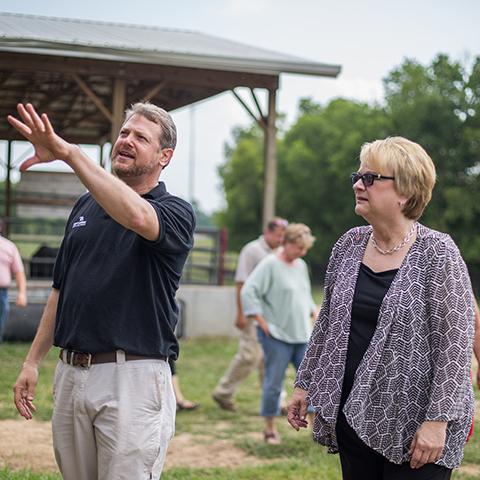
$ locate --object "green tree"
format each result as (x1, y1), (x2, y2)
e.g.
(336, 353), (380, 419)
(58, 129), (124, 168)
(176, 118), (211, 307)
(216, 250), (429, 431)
(384, 54), (480, 273)
(218, 55), (480, 289)
(216, 125), (265, 250)
(217, 99), (390, 264)
(276, 98), (391, 268)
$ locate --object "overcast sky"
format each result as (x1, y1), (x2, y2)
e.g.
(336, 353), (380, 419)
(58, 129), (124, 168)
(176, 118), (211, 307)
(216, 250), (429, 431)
(1, 0), (479, 212)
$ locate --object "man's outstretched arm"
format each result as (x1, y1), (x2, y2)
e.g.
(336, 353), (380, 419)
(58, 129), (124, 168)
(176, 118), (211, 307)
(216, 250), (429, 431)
(7, 103), (160, 240)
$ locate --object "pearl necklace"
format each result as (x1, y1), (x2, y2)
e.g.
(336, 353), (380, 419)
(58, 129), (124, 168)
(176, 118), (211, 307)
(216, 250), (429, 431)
(371, 222), (417, 255)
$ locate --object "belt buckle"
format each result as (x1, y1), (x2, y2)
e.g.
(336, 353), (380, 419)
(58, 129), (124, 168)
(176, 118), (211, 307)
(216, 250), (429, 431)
(80, 353), (92, 369)
(69, 350), (92, 369)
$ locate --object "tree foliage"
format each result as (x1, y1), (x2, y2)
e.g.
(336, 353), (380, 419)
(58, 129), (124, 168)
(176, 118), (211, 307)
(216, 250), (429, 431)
(217, 54), (480, 286)
(277, 98), (391, 265)
(217, 125), (264, 250)
(384, 54), (480, 267)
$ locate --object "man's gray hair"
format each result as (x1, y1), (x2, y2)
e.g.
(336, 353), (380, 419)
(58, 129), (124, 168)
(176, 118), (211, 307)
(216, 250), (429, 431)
(124, 102), (177, 149)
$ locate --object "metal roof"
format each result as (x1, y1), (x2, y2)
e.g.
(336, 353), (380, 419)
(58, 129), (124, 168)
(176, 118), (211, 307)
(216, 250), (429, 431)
(0, 12), (341, 77)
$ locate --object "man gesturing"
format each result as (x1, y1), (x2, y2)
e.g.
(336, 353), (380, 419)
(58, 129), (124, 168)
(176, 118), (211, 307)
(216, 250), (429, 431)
(10, 102), (195, 480)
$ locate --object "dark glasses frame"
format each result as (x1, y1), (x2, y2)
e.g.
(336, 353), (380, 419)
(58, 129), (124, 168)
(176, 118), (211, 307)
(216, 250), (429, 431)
(350, 172), (395, 187)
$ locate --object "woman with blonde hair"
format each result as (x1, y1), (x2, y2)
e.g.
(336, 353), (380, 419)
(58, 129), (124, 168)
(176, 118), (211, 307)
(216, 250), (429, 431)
(288, 137), (475, 480)
(242, 223), (317, 444)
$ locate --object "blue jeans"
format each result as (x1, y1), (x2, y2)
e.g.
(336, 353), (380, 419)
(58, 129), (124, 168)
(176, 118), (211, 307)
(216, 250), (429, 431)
(257, 327), (308, 417)
(0, 288), (9, 343)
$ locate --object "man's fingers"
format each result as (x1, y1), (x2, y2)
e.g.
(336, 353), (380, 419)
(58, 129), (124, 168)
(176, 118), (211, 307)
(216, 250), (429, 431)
(25, 397), (37, 413)
(25, 103), (46, 132)
(7, 115), (32, 137)
(16, 103), (34, 127)
(13, 387), (32, 420)
(42, 113), (55, 134)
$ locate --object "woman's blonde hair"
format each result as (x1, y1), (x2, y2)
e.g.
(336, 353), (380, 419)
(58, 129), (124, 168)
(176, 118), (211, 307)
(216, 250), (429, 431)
(284, 223), (315, 250)
(359, 136), (436, 220)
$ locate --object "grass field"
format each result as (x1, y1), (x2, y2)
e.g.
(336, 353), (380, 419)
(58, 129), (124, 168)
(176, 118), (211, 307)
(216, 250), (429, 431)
(0, 339), (479, 479)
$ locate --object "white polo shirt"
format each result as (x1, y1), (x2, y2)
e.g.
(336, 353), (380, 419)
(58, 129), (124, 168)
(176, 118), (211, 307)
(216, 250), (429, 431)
(234, 235), (273, 283)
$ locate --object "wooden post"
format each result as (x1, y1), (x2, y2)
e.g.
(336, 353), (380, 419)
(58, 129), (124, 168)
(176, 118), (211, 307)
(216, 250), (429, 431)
(5, 140), (12, 237)
(110, 78), (126, 146)
(99, 143), (104, 168)
(262, 88), (277, 227)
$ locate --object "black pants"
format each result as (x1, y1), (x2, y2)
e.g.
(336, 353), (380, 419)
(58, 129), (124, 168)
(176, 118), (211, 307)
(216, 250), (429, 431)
(336, 413), (452, 480)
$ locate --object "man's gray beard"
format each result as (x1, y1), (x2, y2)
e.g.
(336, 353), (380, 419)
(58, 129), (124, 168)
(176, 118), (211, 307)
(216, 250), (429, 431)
(112, 160), (153, 178)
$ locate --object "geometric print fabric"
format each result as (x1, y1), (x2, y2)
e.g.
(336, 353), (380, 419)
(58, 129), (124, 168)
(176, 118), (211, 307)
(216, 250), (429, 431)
(295, 223), (475, 468)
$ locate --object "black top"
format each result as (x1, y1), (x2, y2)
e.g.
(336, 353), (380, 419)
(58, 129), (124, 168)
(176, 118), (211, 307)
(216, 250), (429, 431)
(52, 182), (195, 359)
(340, 263), (398, 407)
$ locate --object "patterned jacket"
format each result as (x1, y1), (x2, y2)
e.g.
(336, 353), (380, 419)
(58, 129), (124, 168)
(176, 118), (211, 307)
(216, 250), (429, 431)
(295, 224), (475, 468)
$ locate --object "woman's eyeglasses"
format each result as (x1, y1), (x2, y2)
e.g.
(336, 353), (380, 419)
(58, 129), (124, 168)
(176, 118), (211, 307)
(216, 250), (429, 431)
(350, 172), (395, 187)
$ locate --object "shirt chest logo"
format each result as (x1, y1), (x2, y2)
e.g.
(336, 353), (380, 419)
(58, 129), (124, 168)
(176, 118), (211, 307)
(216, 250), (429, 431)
(72, 216), (87, 229)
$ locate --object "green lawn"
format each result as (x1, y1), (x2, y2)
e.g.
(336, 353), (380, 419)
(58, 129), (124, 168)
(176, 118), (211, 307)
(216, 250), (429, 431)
(0, 339), (479, 479)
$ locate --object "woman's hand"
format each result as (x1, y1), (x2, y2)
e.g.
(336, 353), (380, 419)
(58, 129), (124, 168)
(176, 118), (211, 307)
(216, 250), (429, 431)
(409, 421), (447, 469)
(255, 314), (270, 336)
(287, 387), (309, 431)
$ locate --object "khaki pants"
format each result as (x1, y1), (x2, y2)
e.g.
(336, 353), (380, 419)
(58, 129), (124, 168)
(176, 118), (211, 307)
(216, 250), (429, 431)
(52, 355), (175, 480)
(213, 319), (263, 400)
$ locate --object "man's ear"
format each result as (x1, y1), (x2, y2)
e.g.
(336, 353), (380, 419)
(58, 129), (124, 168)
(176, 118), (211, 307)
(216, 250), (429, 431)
(159, 148), (174, 168)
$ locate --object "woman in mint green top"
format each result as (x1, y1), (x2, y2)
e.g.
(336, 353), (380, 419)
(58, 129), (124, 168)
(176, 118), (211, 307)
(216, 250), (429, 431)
(241, 223), (317, 445)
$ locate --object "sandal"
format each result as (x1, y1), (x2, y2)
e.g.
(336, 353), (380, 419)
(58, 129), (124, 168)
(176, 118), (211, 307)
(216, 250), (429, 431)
(264, 430), (281, 445)
(176, 400), (200, 411)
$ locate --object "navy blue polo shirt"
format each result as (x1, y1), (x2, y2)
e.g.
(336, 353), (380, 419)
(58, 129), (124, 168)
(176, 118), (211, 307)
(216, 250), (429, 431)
(52, 182), (195, 359)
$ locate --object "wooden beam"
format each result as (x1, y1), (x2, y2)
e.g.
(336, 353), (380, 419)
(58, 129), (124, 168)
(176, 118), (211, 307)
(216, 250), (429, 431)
(262, 88), (277, 226)
(99, 143), (105, 168)
(0, 129), (105, 145)
(5, 140), (12, 237)
(140, 80), (168, 103)
(58, 92), (86, 132)
(0, 71), (13, 88)
(57, 104), (102, 132)
(35, 88), (73, 113)
(249, 88), (267, 123)
(111, 78), (126, 145)
(72, 73), (113, 122)
(231, 89), (266, 131)
(1, 52), (279, 90)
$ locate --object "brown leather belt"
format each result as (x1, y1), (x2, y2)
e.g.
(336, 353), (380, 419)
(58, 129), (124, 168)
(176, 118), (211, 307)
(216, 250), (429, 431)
(59, 349), (167, 368)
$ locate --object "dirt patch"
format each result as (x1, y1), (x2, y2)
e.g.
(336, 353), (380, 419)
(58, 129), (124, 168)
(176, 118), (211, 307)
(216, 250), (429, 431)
(0, 420), (267, 473)
(0, 419), (57, 472)
(1, 408), (480, 474)
(165, 432), (267, 470)
(460, 464), (480, 476)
